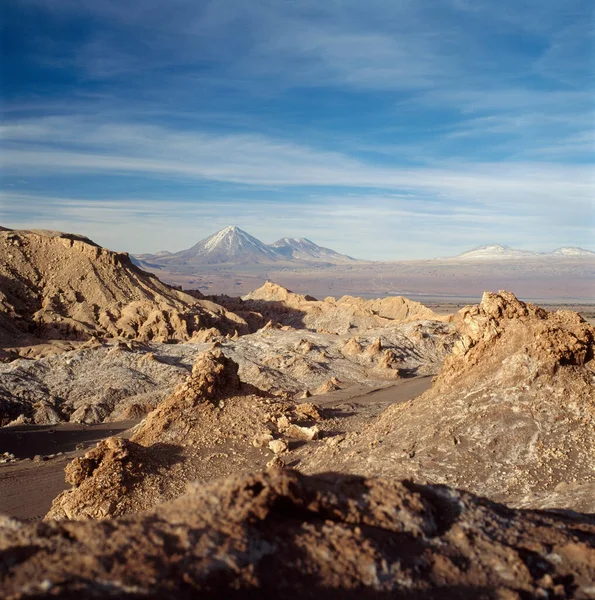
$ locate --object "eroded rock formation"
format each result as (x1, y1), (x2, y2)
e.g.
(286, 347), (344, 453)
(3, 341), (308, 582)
(46, 350), (327, 519)
(302, 292), (595, 510)
(0, 317), (454, 426)
(240, 281), (445, 334)
(130, 348), (243, 446)
(0, 229), (248, 358)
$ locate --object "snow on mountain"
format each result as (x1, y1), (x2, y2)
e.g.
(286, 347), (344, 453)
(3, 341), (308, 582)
(135, 227), (361, 266)
(173, 226), (280, 265)
(453, 245), (595, 261)
(269, 237), (356, 263)
(455, 245), (540, 261)
(136, 230), (595, 268)
(551, 247), (595, 257)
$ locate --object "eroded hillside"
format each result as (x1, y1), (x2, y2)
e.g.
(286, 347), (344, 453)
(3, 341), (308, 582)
(0, 229), (248, 358)
(238, 280), (445, 333)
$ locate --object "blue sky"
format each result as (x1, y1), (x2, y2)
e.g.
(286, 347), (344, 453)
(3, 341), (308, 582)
(1, 0), (593, 259)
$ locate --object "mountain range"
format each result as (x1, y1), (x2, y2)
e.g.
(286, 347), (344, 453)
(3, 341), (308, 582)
(134, 226), (595, 268)
(452, 244), (595, 261)
(129, 226), (595, 300)
(134, 226), (358, 268)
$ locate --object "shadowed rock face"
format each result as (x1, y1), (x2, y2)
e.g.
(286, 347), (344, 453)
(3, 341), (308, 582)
(301, 292), (595, 510)
(2, 469), (595, 599)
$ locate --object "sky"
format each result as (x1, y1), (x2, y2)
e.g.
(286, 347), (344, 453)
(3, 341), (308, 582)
(1, 0), (594, 260)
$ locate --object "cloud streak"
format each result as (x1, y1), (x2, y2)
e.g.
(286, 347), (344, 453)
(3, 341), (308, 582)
(2, 191), (586, 260)
(2, 118), (593, 206)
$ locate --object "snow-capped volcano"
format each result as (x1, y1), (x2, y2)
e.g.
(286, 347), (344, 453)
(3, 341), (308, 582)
(174, 226), (280, 264)
(133, 226), (361, 268)
(270, 237), (356, 263)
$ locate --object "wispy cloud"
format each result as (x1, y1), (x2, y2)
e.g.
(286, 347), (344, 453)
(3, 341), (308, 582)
(3, 191), (588, 260)
(11, 0), (590, 92)
(2, 118), (593, 206)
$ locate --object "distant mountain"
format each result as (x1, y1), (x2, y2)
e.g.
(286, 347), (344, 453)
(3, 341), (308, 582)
(171, 226), (280, 265)
(135, 232), (595, 274)
(133, 250), (173, 264)
(455, 245), (540, 261)
(270, 237), (356, 263)
(454, 244), (595, 261)
(551, 247), (595, 257)
(134, 226), (360, 268)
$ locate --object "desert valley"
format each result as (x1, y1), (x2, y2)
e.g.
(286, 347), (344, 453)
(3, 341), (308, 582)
(133, 225), (595, 304)
(1, 226), (595, 598)
(3, 0), (594, 595)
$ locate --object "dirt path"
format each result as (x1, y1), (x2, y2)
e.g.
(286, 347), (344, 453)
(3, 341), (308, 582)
(313, 375), (433, 408)
(0, 421), (137, 520)
(0, 457), (73, 521)
(0, 421), (139, 459)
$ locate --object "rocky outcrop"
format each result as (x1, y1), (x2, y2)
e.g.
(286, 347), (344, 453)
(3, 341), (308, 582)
(4, 469), (595, 598)
(438, 290), (594, 384)
(45, 437), (163, 520)
(313, 378), (340, 395)
(241, 281), (444, 334)
(302, 292), (595, 510)
(0, 229), (248, 358)
(337, 294), (442, 321)
(131, 348), (243, 446)
(46, 350), (330, 519)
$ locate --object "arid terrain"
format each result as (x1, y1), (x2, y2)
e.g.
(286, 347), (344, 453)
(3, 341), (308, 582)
(144, 258), (595, 305)
(134, 226), (595, 303)
(1, 228), (595, 598)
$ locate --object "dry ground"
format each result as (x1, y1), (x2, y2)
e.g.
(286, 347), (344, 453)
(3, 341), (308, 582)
(0, 378), (431, 521)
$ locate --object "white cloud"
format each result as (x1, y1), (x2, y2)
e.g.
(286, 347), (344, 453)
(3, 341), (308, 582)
(1, 190), (593, 260)
(2, 115), (594, 259)
(2, 129), (592, 213)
